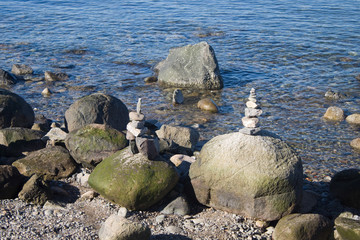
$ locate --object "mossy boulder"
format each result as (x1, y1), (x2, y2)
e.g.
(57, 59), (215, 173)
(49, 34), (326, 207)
(65, 124), (127, 169)
(273, 213), (333, 240)
(0, 127), (45, 156)
(64, 93), (129, 132)
(12, 146), (77, 180)
(335, 212), (360, 240)
(88, 148), (179, 210)
(189, 130), (303, 221)
(0, 88), (34, 128)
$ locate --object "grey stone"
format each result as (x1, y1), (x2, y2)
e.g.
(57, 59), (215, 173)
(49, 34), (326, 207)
(0, 88), (34, 128)
(18, 175), (52, 205)
(44, 71), (68, 81)
(165, 225), (183, 235)
(118, 207), (128, 218)
(98, 214), (151, 240)
(239, 127), (261, 135)
(41, 127), (67, 144)
(0, 165), (23, 199)
(135, 136), (160, 160)
(126, 124), (147, 137)
(241, 117), (260, 128)
(155, 41), (223, 90)
(246, 101), (260, 109)
(172, 89), (184, 104)
(156, 124), (200, 153)
(130, 120), (145, 129)
(0, 69), (17, 85)
(65, 93), (129, 132)
(11, 64), (33, 75)
(12, 146), (77, 180)
(273, 213), (333, 240)
(189, 130), (303, 221)
(129, 112), (145, 121)
(245, 108), (263, 117)
(161, 196), (190, 216)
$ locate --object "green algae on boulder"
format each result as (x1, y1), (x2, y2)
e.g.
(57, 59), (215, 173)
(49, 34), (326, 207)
(335, 212), (360, 240)
(65, 124), (127, 169)
(88, 148), (179, 210)
(189, 130), (303, 221)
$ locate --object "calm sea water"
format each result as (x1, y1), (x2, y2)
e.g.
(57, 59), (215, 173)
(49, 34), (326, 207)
(1, 0), (360, 177)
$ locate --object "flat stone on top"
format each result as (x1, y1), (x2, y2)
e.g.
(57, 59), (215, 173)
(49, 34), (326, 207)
(242, 117), (260, 128)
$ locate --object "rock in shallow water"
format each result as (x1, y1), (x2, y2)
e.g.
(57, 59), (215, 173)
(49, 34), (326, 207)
(346, 113), (360, 125)
(189, 130), (303, 221)
(197, 98), (218, 113)
(323, 106), (344, 122)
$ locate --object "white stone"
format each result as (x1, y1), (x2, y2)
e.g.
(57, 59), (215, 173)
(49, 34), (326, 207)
(126, 130), (135, 140)
(41, 88), (52, 97)
(136, 98), (142, 114)
(242, 117), (260, 128)
(129, 112), (145, 121)
(246, 101), (260, 109)
(245, 108), (263, 117)
(81, 190), (97, 200)
(118, 207), (128, 218)
(41, 127), (67, 142)
(126, 124), (147, 137)
(130, 120), (145, 129)
(170, 154), (196, 167)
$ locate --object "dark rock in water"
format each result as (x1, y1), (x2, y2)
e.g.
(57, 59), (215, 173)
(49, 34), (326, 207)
(330, 168), (360, 210)
(324, 89), (341, 100)
(156, 125), (199, 153)
(155, 42), (223, 90)
(0, 69), (17, 85)
(273, 213), (333, 240)
(64, 93), (129, 132)
(11, 64), (33, 75)
(44, 71), (69, 81)
(65, 124), (127, 169)
(0, 165), (24, 199)
(335, 212), (360, 240)
(144, 76), (158, 83)
(189, 130), (303, 221)
(0, 128), (45, 157)
(88, 148), (179, 210)
(18, 174), (52, 205)
(12, 146), (77, 180)
(0, 88), (34, 129)
(65, 49), (88, 55)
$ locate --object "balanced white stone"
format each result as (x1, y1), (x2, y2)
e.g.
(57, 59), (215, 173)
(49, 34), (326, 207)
(240, 88), (262, 135)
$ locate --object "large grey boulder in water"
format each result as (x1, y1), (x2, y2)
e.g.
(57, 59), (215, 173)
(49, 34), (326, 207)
(64, 93), (129, 132)
(189, 130), (303, 221)
(155, 42), (223, 90)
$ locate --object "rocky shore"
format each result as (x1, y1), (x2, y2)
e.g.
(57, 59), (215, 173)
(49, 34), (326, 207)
(1, 42), (360, 240)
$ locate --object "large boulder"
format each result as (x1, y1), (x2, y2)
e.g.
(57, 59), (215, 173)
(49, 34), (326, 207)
(65, 124), (127, 169)
(156, 125), (199, 153)
(0, 165), (24, 199)
(99, 214), (151, 240)
(0, 88), (34, 128)
(88, 148), (179, 210)
(335, 212), (360, 240)
(189, 130), (303, 221)
(0, 69), (17, 85)
(0, 128), (45, 156)
(18, 174), (52, 205)
(273, 213), (333, 240)
(64, 93), (129, 132)
(330, 169), (360, 210)
(12, 146), (77, 180)
(155, 42), (223, 90)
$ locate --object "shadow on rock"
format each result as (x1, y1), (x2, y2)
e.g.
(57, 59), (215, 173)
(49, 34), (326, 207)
(49, 180), (80, 204)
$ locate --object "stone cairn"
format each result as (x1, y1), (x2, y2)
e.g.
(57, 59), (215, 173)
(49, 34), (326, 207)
(126, 98), (160, 160)
(239, 88), (263, 135)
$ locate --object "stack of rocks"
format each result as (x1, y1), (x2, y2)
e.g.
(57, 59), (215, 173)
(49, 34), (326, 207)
(239, 88), (263, 135)
(126, 98), (160, 160)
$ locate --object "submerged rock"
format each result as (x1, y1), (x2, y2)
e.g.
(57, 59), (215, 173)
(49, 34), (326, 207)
(65, 124), (127, 169)
(323, 106), (344, 122)
(0, 88), (34, 129)
(88, 148), (179, 210)
(155, 41), (223, 90)
(189, 130), (303, 221)
(197, 98), (218, 113)
(64, 93), (129, 132)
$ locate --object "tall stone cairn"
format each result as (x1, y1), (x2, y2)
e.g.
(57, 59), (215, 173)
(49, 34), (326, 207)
(239, 88), (263, 135)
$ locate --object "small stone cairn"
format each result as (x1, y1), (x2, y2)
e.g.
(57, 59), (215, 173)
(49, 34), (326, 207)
(239, 88), (263, 135)
(126, 98), (160, 160)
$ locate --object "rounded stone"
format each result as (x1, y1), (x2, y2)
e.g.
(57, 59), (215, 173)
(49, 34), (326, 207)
(189, 130), (303, 221)
(346, 113), (360, 125)
(273, 213), (333, 240)
(65, 93), (129, 132)
(197, 98), (218, 113)
(323, 106), (344, 122)
(350, 138), (360, 151)
(0, 88), (34, 129)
